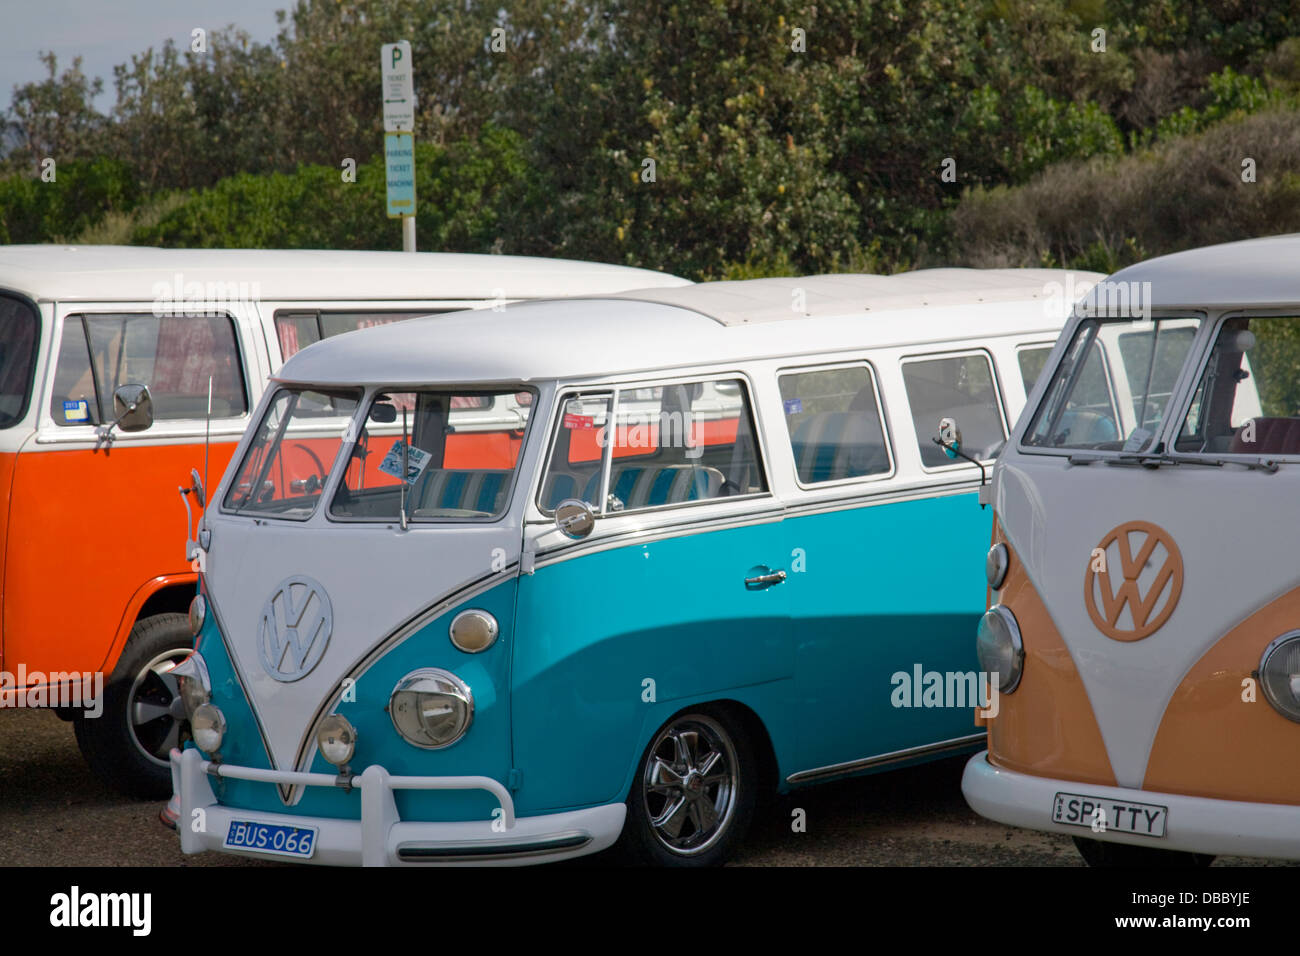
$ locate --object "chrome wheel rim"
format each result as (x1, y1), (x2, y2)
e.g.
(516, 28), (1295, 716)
(127, 650), (189, 766)
(641, 715), (738, 855)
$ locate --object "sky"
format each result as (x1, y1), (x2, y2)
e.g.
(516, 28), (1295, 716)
(1, 0), (288, 110)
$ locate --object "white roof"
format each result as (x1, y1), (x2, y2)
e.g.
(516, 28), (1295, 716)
(277, 268), (1100, 386)
(598, 268), (1095, 326)
(0, 245), (690, 302)
(1102, 233), (1300, 310)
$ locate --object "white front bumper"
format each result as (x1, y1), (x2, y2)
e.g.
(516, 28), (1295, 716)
(171, 748), (625, 866)
(962, 750), (1300, 860)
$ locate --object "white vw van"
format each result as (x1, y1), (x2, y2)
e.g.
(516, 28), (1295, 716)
(170, 268), (1097, 865)
(963, 234), (1300, 865)
(0, 245), (686, 797)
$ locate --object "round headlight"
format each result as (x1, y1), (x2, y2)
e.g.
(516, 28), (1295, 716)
(188, 594), (207, 635)
(977, 605), (1024, 693)
(986, 543), (1009, 591)
(1260, 631), (1300, 722)
(191, 703), (226, 754)
(389, 669), (473, 749)
(317, 714), (357, 766)
(449, 609), (498, 654)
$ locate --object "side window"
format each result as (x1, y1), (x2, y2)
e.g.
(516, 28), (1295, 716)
(604, 378), (767, 512)
(778, 364), (891, 484)
(51, 313), (247, 425)
(902, 352), (1006, 467)
(275, 310), (442, 360)
(1016, 346), (1054, 397)
(538, 393), (613, 513)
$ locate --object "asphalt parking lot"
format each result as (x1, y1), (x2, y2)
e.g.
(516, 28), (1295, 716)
(0, 707), (1285, 867)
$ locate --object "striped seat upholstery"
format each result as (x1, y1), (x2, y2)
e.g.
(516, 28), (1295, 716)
(539, 471), (595, 510)
(412, 469), (512, 514)
(596, 463), (725, 509)
(791, 412), (888, 483)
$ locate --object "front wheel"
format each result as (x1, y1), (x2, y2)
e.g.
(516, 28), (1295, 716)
(74, 612), (192, 799)
(1073, 836), (1215, 868)
(620, 709), (756, 866)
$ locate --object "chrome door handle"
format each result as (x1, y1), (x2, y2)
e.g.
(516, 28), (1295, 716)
(744, 569), (786, 590)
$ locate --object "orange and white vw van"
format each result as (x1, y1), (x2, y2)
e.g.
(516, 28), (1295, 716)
(0, 245), (686, 797)
(962, 234), (1300, 865)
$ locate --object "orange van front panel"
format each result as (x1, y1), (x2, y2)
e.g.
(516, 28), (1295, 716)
(5, 440), (237, 678)
(986, 521), (1117, 788)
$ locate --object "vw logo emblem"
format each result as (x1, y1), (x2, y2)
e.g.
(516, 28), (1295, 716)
(1084, 520), (1183, 642)
(258, 576), (333, 682)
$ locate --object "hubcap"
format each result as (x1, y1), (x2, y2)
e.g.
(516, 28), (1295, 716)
(641, 716), (738, 855)
(127, 650), (190, 766)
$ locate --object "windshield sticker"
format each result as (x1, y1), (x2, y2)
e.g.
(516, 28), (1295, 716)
(63, 399), (90, 423)
(1122, 427), (1152, 453)
(378, 440), (431, 484)
(563, 413), (595, 430)
(783, 398), (803, 415)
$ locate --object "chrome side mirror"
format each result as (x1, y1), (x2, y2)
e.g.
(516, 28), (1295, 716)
(937, 417), (961, 458)
(114, 384), (154, 433)
(554, 498), (596, 540)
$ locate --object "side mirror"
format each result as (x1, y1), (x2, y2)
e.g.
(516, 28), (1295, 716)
(555, 498), (596, 540)
(114, 384), (154, 433)
(937, 417), (961, 459)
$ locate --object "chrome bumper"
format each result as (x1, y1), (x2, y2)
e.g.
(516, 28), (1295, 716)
(171, 747), (625, 866)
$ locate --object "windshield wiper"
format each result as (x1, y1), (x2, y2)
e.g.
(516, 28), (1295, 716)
(1066, 451), (1280, 472)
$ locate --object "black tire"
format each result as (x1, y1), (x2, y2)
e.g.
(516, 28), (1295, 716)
(620, 707), (757, 867)
(73, 612), (193, 799)
(1073, 836), (1215, 868)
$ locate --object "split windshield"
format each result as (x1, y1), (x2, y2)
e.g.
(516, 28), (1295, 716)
(1024, 316), (1201, 453)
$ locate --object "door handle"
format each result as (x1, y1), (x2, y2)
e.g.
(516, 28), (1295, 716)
(744, 569), (786, 590)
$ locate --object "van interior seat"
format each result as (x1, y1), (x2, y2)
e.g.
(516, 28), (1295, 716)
(791, 411), (888, 483)
(596, 463), (726, 509)
(413, 468), (512, 513)
(1056, 409), (1118, 445)
(1229, 417), (1300, 455)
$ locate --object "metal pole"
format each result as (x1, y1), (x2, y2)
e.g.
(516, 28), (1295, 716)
(403, 216), (416, 252)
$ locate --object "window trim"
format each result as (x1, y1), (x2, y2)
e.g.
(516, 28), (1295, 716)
(899, 347), (1009, 473)
(535, 373), (773, 518)
(1015, 312), (1209, 460)
(323, 384), (538, 526)
(775, 359), (897, 492)
(50, 309), (251, 428)
(220, 385), (365, 522)
(1165, 309), (1300, 463)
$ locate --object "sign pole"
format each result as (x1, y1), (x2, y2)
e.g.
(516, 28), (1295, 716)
(381, 41), (417, 251)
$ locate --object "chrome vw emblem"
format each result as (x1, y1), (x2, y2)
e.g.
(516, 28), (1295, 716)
(258, 576), (333, 682)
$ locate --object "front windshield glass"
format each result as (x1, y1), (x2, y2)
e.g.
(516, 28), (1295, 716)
(1175, 315), (1300, 459)
(329, 388), (533, 521)
(0, 296), (39, 429)
(1024, 316), (1201, 453)
(223, 387), (361, 518)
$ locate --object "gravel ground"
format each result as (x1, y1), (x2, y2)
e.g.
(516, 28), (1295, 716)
(0, 707), (1285, 867)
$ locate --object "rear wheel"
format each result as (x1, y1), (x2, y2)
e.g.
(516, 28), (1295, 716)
(620, 709), (756, 866)
(1073, 836), (1214, 867)
(74, 613), (192, 799)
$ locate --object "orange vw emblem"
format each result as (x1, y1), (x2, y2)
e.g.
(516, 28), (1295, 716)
(1084, 520), (1183, 641)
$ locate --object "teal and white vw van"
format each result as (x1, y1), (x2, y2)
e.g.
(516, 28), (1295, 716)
(170, 268), (1097, 865)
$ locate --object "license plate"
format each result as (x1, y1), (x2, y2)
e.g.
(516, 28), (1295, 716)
(1051, 791), (1167, 838)
(224, 820), (318, 858)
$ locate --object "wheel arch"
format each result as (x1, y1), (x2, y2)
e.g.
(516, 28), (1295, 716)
(102, 574), (197, 677)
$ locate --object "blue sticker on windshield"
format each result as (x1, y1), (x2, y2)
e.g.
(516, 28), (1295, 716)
(378, 440), (431, 484)
(783, 398), (803, 415)
(63, 400), (89, 423)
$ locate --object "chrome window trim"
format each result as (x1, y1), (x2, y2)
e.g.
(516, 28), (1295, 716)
(775, 358), (898, 491)
(898, 347), (1010, 474)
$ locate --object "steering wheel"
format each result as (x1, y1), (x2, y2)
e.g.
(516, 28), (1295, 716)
(288, 442), (329, 493)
